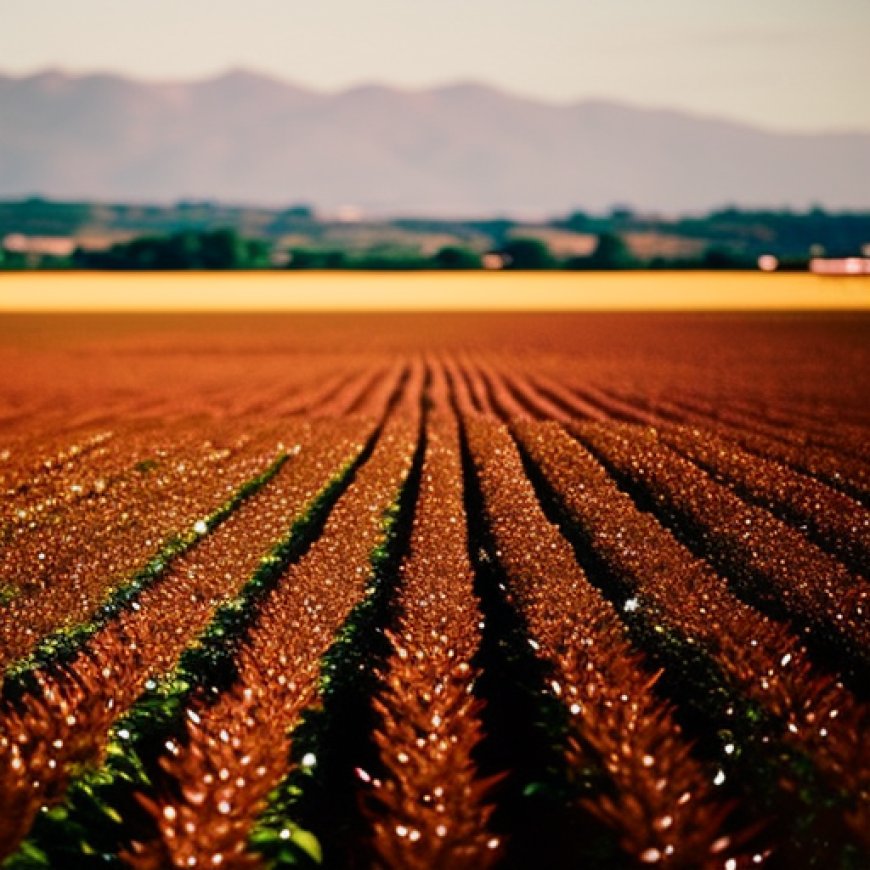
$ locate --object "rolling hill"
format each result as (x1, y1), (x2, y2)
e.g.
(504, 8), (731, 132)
(2, 69), (869, 215)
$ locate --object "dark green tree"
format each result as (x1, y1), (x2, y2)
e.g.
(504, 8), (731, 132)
(72, 228), (270, 269)
(587, 232), (634, 269)
(432, 246), (482, 269)
(501, 237), (556, 269)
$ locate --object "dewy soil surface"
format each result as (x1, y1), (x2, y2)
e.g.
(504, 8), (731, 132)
(0, 311), (868, 869)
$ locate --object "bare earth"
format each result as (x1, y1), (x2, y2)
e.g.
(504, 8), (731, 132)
(0, 306), (868, 868)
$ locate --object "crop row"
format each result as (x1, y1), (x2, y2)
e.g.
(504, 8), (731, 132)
(513, 419), (869, 860)
(479, 360), (869, 598)
(523, 344), (868, 449)
(0, 343), (358, 436)
(655, 423), (870, 577)
(360, 404), (500, 868)
(1, 345), (866, 868)
(612, 387), (870, 505)
(0, 356), (412, 670)
(571, 421), (869, 686)
(0, 427), (114, 506)
(516, 358), (870, 501)
(0, 422), (367, 861)
(123, 391), (422, 867)
(652, 385), (870, 463)
(464, 414), (737, 865)
(1, 424), (290, 671)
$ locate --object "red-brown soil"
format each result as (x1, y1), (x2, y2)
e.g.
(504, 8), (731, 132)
(0, 312), (867, 868)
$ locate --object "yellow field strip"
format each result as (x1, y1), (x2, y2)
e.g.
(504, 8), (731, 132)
(1, 271), (869, 311)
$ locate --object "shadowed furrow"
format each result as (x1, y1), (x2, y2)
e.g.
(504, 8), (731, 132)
(572, 421), (869, 687)
(361, 391), (501, 867)
(0, 421), (368, 861)
(513, 419), (869, 861)
(465, 414), (737, 866)
(656, 424), (870, 577)
(1, 424), (292, 672)
(1, 313), (867, 869)
(124, 414), (421, 868)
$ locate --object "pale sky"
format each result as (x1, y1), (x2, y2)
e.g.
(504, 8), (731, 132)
(2, 0), (869, 131)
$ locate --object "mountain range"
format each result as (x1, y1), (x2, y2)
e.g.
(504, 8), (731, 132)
(2, 69), (869, 216)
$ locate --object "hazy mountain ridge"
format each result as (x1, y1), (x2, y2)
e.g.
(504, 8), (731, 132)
(2, 69), (870, 214)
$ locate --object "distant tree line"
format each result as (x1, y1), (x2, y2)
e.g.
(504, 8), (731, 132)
(72, 229), (271, 270)
(0, 227), (777, 271)
(282, 235), (756, 271)
(554, 206), (870, 259)
(3, 201), (869, 270)
(2, 199), (868, 264)
(286, 245), (484, 270)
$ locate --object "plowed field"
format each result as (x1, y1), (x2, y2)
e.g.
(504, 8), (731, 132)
(1, 312), (868, 869)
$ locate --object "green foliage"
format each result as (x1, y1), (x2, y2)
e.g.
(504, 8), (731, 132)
(0, 198), (93, 237)
(287, 244), (484, 270)
(2, 454), (288, 701)
(559, 210), (596, 232)
(4, 457), (359, 868)
(432, 245), (483, 269)
(251, 490), (402, 866)
(254, 424), (425, 868)
(287, 248), (349, 269)
(701, 246), (754, 270)
(0, 250), (28, 270)
(287, 247), (433, 270)
(566, 231), (636, 270)
(3, 198), (870, 270)
(249, 821), (322, 867)
(0, 582), (17, 606)
(266, 205), (317, 234)
(73, 228), (271, 270)
(178, 461), (353, 694)
(589, 231), (635, 268)
(501, 237), (557, 270)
